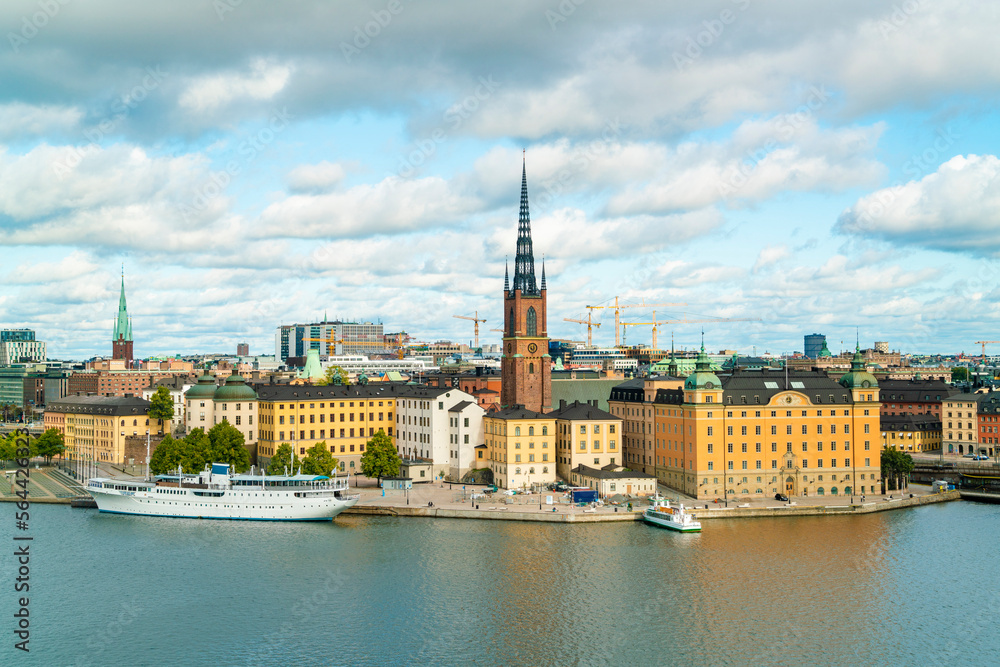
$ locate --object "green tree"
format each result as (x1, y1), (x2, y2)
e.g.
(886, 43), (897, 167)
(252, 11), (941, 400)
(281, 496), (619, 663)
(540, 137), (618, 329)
(318, 365), (349, 386)
(880, 448), (915, 492)
(149, 435), (183, 475)
(360, 429), (400, 483)
(32, 428), (65, 464)
(302, 441), (338, 476)
(267, 443), (298, 476)
(148, 386), (175, 429)
(0, 433), (17, 463)
(207, 421), (251, 473)
(179, 428), (210, 474)
(952, 366), (970, 382)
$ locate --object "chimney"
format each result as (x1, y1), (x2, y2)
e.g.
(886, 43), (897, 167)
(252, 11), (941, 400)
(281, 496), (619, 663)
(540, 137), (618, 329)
(560, 399), (567, 409)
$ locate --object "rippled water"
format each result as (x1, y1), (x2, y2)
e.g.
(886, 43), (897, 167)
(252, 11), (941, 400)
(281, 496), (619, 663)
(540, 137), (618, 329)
(3, 501), (998, 665)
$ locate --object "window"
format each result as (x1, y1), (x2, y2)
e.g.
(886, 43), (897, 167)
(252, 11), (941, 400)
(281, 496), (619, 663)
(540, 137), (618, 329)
(529, 426), (534, 436)
(542, 425), (548, 435)
(515, 426), (521, 436)
(580, 425), (587, 434)
(707, 426), (713, 436)
(801, 425), (808, 435)
(526, 306), (537, 336)
(741, 426), (747, 436)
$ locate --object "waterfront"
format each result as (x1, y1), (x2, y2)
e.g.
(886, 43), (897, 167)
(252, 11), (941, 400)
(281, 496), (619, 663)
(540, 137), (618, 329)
(4, 501), (999, 665)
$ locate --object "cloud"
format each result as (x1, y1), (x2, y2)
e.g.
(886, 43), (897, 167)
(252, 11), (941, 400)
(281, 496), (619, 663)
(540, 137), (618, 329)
(0, 103), (82, 140)
(178, 59), (292, 114)
(256, 175), (484, 239)
(286, 160), (347, 193)
(753, 245), (790, 273)
(836, 154), (1000, 255)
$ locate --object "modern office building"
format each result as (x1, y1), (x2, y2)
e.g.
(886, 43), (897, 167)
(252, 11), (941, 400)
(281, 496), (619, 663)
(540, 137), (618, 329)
(275, 321), (386, 362)
(0, 329), (46, 366)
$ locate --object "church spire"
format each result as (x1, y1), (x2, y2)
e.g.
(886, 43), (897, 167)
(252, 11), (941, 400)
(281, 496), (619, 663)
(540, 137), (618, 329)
(113, 272), (132, 342)
(512, 155), (538, 295)
(504, 257), (509, 292)
(540, 256), (546, 290)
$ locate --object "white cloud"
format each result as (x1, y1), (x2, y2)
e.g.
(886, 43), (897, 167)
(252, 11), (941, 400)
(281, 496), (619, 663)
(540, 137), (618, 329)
(286, 160), (347, 193)
(753, 245), (791, 273)
(0, 103), (82, 139)
(179, 59), (292, 114)
(837, 154), (1000, 255)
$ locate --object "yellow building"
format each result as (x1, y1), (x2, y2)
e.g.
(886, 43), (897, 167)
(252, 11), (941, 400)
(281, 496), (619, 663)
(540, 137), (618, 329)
(880, 414), (941, 453)
(484, 406), (556, 489)
(550, 400), (623, 481)
(608, 375), (684, 476)
(942, 392), (979, 455)
(44, 394), (164, 465)
(255, 383), (398, 474)
(649, 346), (882, 500)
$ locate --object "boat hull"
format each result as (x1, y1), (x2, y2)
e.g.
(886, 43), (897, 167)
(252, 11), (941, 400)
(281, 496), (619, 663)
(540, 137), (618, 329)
(88, 487), (359, 522)
(642, 510), (701, 532)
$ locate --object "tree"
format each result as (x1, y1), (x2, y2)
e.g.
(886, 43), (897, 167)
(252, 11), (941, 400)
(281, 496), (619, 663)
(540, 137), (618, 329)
(318, 365), (349, 386)
(302, 441), (338, 476)
(149, 435), (183, 475)
(148, 386), (175, 427)
(0, 433), (18, 463)
(360, 429), (400, 483)
(32, 428), (65, 464)
(267, 443), (296, 476)
(881, 447), (915, 492)
(207, 421), (251, 473)
(952, 366), (970, 382)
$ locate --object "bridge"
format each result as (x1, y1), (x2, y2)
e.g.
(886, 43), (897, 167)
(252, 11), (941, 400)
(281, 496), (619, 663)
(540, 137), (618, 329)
(911, 461), (1000, 502)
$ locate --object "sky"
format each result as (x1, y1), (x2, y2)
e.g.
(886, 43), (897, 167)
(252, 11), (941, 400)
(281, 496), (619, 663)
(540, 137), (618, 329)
(2, 0), (1000, 360)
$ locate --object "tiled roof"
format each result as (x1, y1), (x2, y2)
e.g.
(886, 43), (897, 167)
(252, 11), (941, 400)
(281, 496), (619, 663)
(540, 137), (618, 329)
(546, 400), (616, 421)
(570, 464), (655, 480)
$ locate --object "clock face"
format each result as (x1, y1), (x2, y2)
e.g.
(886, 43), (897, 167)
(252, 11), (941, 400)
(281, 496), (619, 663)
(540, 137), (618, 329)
(527, 343), (538, 353)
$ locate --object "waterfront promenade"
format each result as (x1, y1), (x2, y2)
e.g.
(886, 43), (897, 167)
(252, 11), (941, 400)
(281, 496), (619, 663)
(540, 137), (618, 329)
(0, 464), (961, 521)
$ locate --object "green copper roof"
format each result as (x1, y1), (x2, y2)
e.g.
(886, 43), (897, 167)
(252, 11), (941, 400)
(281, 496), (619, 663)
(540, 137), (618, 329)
(839, 346), (878, 389)
(684, 344), (722, 390)
(186, 373), (217, 399)
(214, 373), (257, 401)
(113, 274), (132, 342)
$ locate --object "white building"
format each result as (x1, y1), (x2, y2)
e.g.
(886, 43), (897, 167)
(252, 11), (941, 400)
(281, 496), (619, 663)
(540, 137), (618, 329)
(0, 329), (46, 366)
(183, 372), (258, 452)
(395, 386), (483, 480)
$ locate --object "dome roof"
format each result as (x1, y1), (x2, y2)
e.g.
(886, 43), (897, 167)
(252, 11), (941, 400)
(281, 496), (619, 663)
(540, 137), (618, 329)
(214, 373), (257, 401)
(684, 345), (722, 391)
(839, 347), (878, 389)
(186, 373), (218, 399)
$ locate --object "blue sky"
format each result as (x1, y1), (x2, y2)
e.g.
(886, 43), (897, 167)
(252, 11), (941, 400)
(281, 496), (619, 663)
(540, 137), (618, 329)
(2, 0), (1000, 360)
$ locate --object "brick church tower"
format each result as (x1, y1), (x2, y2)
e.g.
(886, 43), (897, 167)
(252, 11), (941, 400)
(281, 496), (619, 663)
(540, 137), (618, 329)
(112, 272), (134, 365)
(501, 159), (551, 412)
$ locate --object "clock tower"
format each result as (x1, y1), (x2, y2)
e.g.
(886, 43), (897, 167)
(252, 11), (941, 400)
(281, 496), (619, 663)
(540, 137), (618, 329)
(501, 158), (551, 412)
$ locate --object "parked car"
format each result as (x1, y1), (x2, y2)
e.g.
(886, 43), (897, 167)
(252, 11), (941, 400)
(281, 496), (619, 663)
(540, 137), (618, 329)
(963, 453), (976, 458)
(774, 493), (789, 501)
(974, 455), (990, 461)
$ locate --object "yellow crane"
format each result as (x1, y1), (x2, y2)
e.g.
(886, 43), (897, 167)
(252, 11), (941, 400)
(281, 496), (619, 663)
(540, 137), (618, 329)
(620, 313), (762, 349)
(975, 340), (1000, 365)
(454, 311), (487, 349)
(585, 298), (687, 346)
(303, 335), (338, 356)
(563, 314), (602, 347)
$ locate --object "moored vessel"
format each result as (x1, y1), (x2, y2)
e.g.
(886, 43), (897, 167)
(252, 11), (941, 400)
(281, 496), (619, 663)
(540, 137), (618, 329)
(642, 499), (702, 532)
(87, 463), (359, 521)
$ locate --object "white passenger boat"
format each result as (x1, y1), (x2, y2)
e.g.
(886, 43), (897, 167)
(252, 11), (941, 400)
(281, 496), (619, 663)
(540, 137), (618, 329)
(642, 499), (702, 532)
(87, 463), (359, 521)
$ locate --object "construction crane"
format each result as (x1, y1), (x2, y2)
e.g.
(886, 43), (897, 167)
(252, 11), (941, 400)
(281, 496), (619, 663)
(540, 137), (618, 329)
(563, 313), (602, 347)
(585, 298), (687, 346)
(303, 335), (338, 356)
(454, 311), (486, 349)
(620, 313), (762, 349)
(975, 341), (1000, 365)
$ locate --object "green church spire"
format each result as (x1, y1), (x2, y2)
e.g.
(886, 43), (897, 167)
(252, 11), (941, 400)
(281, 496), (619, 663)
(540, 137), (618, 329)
(113, 273), (132, 342)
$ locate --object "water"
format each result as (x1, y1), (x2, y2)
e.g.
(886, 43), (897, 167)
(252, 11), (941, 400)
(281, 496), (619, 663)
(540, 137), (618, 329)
(3, 501), (998, 666)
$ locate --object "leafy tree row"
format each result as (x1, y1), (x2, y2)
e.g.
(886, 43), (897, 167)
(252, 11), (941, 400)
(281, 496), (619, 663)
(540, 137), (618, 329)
(0, 428), (65, 463)
(266, 442), (338, 476)
(149, 422), (250, 475)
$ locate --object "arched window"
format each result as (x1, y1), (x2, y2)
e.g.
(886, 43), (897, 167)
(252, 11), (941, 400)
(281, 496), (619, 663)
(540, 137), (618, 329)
(508, 308), (515, 335)
(831, 487), (839, 495)
(133, 419), (137, 426)
(528, 426), (534, 436)
(817, 487), (825, 495)
(529, 363), (534, 373)
(542, 426), (547, 435)
(515, 426), (521, 436)
(543, 466), (548, 473)
(515, 467), (521, 475)
(526, 307), (537, 336)
(529, 467), (535, 474)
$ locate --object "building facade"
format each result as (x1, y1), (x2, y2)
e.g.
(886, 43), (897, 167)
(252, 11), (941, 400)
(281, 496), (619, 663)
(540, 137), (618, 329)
(394, 386), (483, 479)
(550, 400), (623, 482)
(650, 346), (882, 500)
(878, 378), (951, 417)
(142, 376), (193, 433)
(0, 329), (46, 366)
(484, 406), (556, 489)
(976, 393), (1000, 458)
(275, 321), (386, 362)
(569, 464), (657, 498)
(255, 383), (398, 474)
(44, 394), (163, 465)
(942, 393), (979, 455)
(501, 160), (551, 413)
(608, 375), (684, 476)
(880, 414), (942, 454)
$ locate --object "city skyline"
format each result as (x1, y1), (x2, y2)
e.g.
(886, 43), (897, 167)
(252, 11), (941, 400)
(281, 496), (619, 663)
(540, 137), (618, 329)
(2, 1), (999, 359)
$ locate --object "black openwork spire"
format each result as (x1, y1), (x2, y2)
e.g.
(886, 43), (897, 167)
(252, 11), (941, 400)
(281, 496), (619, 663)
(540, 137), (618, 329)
(504, 257), (509, 291)
(512, 156), (538, 295)
(540, 256), (546, 290)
